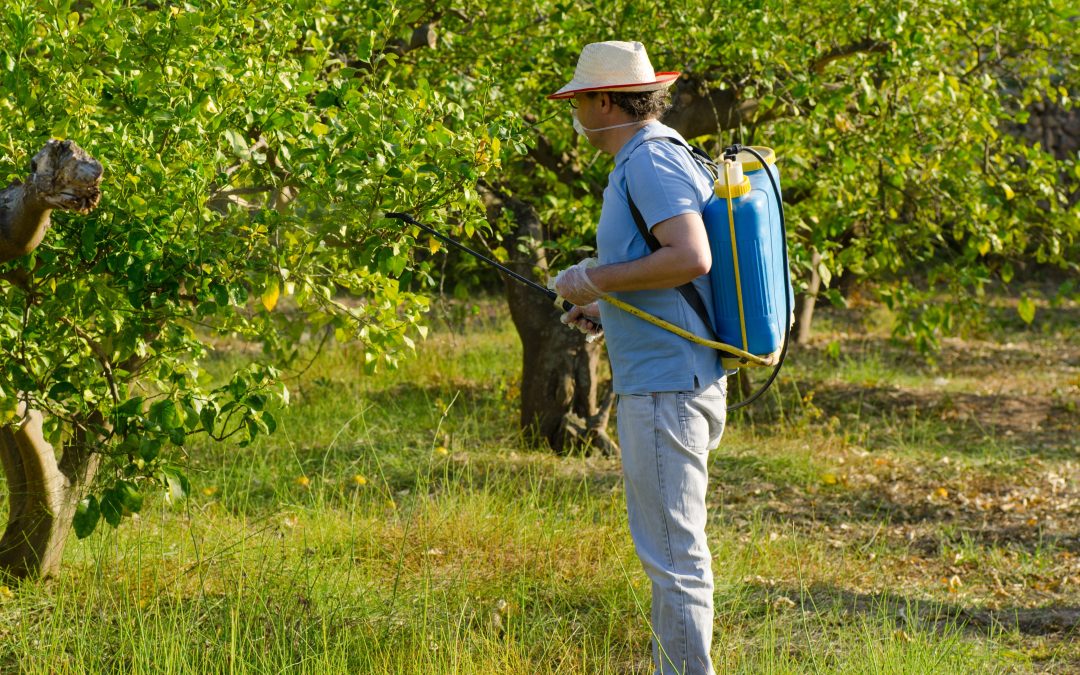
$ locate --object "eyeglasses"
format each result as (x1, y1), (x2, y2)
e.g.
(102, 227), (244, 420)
(568, 93), (598, 109)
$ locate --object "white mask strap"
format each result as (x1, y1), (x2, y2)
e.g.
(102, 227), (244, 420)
(572, 110), (646, 135)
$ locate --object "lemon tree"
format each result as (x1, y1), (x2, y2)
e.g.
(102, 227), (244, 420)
(0, 0), (512, 577)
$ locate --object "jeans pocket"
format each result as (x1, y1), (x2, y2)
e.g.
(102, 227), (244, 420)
(678, 383), (727, 454)
(676, 392), (711, 454)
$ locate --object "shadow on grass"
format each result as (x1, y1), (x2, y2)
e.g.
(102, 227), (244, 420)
(733, 362), (1076, 459)
(749, 581), (1080, 637)
(712, 333), (1079, 558)
(709, 441), (1080, 557)
(792, 328), (1078, 378)
(806, 381), (1078, 457)
(715, 474), (1080, 557)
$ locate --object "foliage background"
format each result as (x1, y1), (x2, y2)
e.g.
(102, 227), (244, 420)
(0, 0), (512, 531)
(0, 0), (1076, 533)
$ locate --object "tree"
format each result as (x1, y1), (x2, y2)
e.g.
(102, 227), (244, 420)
(0, 0), (509, 578)
(0, 139), (104, 577)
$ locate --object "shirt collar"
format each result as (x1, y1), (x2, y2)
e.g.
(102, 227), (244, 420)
(613, 121), (670, 167)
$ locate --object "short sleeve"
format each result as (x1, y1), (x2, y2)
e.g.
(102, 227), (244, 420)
(624, 142), (705, 231)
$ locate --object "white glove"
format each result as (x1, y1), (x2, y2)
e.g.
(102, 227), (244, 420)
(553, 258), (603, 306)
(560, 303), (603, 343)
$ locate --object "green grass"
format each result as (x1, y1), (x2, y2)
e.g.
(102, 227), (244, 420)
(2, 296), (1078, 673)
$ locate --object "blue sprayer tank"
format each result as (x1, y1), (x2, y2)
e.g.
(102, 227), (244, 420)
(701, 147), (794, 369)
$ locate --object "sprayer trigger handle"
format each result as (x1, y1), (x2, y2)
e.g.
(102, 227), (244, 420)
(554, 295), (603, 329)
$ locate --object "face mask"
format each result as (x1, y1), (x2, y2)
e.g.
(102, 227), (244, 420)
(572, 110), (645, 136)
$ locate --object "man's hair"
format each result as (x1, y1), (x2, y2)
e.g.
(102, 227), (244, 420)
(606, 90), (672, 120)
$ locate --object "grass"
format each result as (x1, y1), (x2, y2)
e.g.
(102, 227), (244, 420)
(1, 294), (1078, 673)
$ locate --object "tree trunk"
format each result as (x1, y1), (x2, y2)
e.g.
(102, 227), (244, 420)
(0, 139), (105, 579)
(794, 248), (823, 345)
(0, 406), (99, 579)
(510, 286), (616, 455)
(481, 187), (617, 456)
(664, 75), (757, 142)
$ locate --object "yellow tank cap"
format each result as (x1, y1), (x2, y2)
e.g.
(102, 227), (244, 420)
(735, 147), (775, 173)
(714, 177), (751, 199)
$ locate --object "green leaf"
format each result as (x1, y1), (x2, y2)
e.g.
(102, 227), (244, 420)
(48, 382), (79, 399)
(224, 129), (250, 159)
(150, 399), (184, 430)
(169, 427), (187, 446)
(817, 261), (832, 288)
(117, 481), (144, 514)
(80, 221), (99, 260)
(244, 393), (266, 411)
(73, 496), (100, 538)
(140, 438), (163, 462)
(248, 413), (269, 437)
(259, 410), (277, 435)
(200, 404), (218, 435)
(1017, 296), (1036, 324)
(164, 470), (190, 504)
(100, 487), (123, 527)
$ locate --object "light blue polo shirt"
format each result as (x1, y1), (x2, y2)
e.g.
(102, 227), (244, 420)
(596, 122), (725, 394)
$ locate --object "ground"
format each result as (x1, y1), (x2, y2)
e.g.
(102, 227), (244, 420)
(0, 289), (1077, 673)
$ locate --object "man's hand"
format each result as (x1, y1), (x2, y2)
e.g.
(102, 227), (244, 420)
(560, 303), (603, 342)
(554, 258), (603, 306)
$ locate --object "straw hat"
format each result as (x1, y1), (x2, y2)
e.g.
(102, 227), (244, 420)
(547, 41), (679, 100)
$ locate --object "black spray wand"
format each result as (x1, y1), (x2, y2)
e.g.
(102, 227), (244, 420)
(386, 208), (782, 411)
(385, 212), (578, 314)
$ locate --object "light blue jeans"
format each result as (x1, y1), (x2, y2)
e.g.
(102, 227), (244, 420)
(618, 378), (727, 675)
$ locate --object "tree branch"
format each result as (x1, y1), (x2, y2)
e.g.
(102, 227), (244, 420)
(59, 318), (120, 404)
(810, 39), (891, 75)
(663, 74), (752, 140)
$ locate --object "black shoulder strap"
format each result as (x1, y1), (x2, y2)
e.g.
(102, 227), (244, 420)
(625, 136), (714, 333)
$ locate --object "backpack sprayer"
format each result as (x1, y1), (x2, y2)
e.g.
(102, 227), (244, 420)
(387, 143), (794, 411)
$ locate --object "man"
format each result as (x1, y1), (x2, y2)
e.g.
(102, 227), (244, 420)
(550, 41), (727, 675)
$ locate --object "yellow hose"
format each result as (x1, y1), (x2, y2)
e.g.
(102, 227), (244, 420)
(559, 292), (779, 367)
(553, 156), (781, 367)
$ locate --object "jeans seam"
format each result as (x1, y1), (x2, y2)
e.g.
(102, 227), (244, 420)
(653, 393), (687, 672)
(676, 393), (691, 450)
